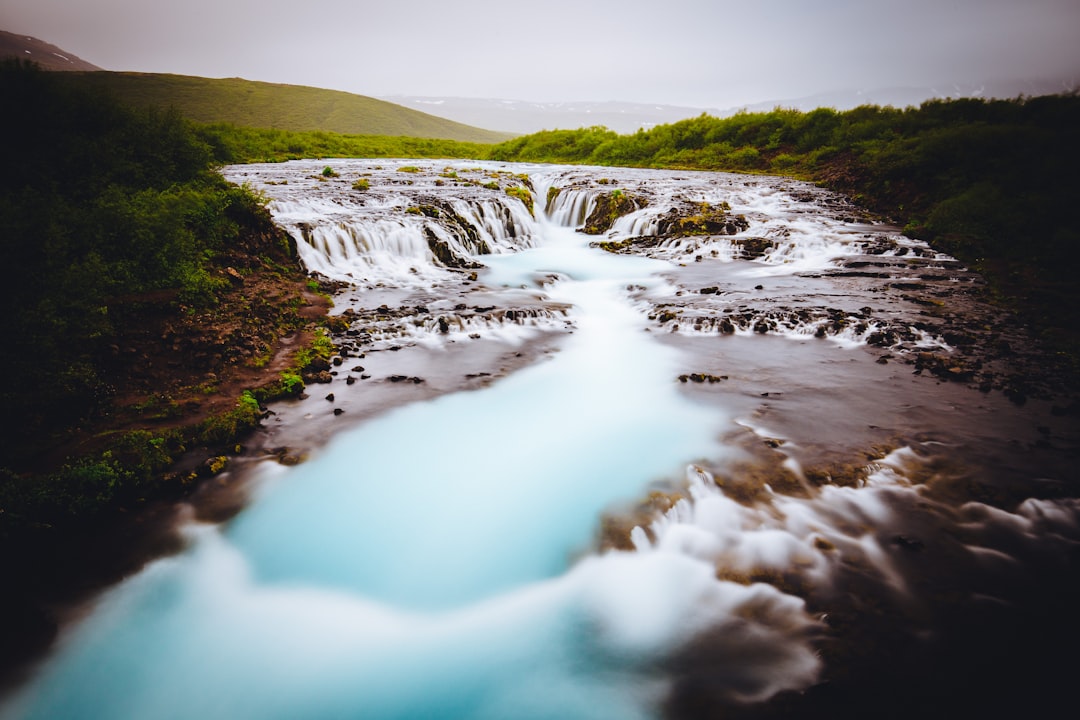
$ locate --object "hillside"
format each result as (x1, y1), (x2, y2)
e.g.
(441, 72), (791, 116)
(0, 30), (102, 71)
(53, 71), (512, 143)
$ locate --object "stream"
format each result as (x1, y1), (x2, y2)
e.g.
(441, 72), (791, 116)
(3, 161), (1078, 719)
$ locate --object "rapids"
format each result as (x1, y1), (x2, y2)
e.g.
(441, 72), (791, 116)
(3, 161), (1078, 719)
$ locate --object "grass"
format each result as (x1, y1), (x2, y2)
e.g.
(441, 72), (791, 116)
(52, 71), (513, 144)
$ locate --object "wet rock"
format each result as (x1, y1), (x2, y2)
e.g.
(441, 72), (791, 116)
(581, 191), (646, 235)
(892, 535), (925, 552)
(655, 200), (749, 237)
(678, 373), (727, 384)
(325, 393), (335, 402)
(302, 370), (334, 384)
(306, 357), (331, 372)
(732, 237), (777, 259)
(333, 408), (345, 416)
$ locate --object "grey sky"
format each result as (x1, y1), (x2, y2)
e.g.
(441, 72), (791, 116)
(2, 0), (1078, 107)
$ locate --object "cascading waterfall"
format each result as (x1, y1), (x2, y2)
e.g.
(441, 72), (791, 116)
(4, 161), (1077, 720)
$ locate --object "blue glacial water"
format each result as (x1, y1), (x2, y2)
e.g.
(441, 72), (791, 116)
(3, 201), (734, 720)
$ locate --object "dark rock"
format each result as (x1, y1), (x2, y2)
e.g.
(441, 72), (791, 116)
(306, 357), (331, 372)
(325, 393), (335, 402)
(892, 535), (925, 552)
(333, 408), (345, 416)
(303, 370), (333, 384)
(732, 237), (777, 259)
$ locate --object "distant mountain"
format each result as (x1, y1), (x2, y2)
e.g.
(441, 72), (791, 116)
(387, 77), (1079, 135)
(381, 96), (710, 134)
(0, 30), (102, 71)
(53, 72), (513, 143)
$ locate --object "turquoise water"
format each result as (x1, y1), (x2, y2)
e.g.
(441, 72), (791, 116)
(3, 209), (732, 720)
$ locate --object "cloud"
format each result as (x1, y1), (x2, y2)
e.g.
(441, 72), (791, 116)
(3, 0), (1078, 107)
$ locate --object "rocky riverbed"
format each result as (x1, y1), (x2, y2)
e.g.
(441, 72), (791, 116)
(4, 160), (1077, 720)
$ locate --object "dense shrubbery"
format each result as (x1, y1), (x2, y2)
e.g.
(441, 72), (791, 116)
(195, 123), (490, 164)
(0, 60), (334, 531)
(491, 96), (1080, 355)
(0, 61), (281, 452)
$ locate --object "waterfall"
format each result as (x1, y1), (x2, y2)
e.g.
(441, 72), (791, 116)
(8, 160), (1074, 720)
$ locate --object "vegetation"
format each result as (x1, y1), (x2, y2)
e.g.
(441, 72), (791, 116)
(192, 123), (490, 164)
(505, 185), (534, 215)
(51, 71), (513, 143)
(0, 60), (329, 533)
(491, 98), (1080, 366)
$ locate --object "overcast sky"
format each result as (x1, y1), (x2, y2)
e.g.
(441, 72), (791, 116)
(3, 0), (1079, 108)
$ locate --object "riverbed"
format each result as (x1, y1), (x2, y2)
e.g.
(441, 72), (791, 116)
(3, 161), (1078, 719)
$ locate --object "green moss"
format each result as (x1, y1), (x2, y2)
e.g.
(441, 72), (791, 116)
(581, 190), (644, 235)
(505, 185), (534, 216)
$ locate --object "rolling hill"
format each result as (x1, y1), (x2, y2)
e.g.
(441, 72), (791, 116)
(52, 71), (512, 143)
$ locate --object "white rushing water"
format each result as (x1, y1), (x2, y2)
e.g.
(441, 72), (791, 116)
(2, 164), (826, 720)
(6, 161), (1078, 720)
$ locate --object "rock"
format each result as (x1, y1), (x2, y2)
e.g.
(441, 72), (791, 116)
(306, 357), (331, 372)
(302, 370), (333, 384)
(325, 393), (335, 402)
(678, 373), (726, 384)
(581, 191), (645, 235)
(655, 200), (749, 238)
(333, 408), (344, 416)
(732, 237), (777, 259)
(892, 535), (925, 552)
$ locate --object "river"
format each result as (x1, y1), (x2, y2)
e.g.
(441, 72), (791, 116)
(3, 161), (1078, 719)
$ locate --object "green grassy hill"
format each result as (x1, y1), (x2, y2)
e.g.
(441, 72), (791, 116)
(54, 71), (512, 143)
